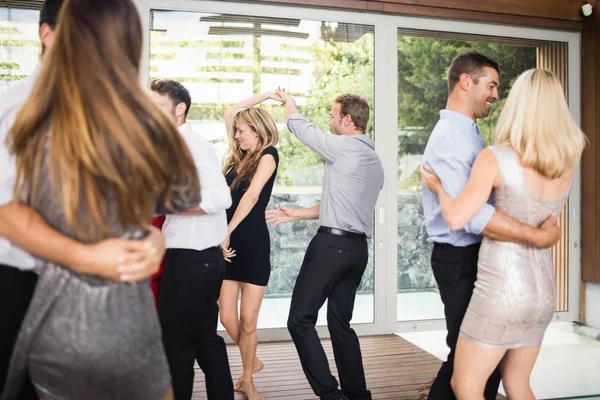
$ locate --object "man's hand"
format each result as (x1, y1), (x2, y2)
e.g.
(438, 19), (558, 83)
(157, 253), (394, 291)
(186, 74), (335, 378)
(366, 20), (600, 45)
(266, 204), (296, 227)
(276, 87), (298, 119)
(276, 87), (293, 105)
(80, 226), (165, 282)
(536, 213), (561, 249)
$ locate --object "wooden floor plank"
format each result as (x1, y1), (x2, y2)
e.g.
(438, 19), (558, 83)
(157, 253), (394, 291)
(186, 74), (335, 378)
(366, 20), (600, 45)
(191, 334), (504, 400)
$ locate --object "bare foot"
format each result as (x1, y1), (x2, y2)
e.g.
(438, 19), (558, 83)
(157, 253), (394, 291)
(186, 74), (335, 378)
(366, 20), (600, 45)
(241, 379), (264, 400)
(234, 357), (264, 390)
(253, 357), (264, 373)
(234, 376), (244, 391)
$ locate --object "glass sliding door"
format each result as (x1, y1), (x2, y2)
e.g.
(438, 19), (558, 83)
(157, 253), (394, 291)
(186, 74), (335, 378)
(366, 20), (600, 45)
(395, 30), (575, 323)
(148, 7), (377, 331)
(139, 0), (581, 335)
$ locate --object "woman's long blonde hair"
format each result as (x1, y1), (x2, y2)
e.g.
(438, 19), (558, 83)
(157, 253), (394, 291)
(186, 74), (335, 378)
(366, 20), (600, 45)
(223, 108), (279, 189)
(494, 68), (586, 179)
(9, 0), (199, 242)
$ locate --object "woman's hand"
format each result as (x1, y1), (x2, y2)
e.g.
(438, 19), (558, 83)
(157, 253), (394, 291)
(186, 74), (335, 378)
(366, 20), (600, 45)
(275, 87), (294, 106)
(420, 164), (443, 194)
(264, 92), (283, 103)
(221, 234), (236, 263)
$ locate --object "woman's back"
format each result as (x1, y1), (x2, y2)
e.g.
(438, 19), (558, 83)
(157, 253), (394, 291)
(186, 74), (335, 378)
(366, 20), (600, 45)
(487, 145), (571, 229)
(460, 144), (571, 349)
(1, 139), (200, 400)
(1, 0), (199, 398)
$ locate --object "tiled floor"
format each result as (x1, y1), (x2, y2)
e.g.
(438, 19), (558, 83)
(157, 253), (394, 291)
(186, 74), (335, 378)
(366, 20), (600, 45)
(400, 322), (600, 400)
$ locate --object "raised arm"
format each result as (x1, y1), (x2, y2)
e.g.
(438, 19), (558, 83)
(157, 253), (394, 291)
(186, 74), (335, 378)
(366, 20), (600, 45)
(277, 87), (339, 163)
(224, 92), (282, 135)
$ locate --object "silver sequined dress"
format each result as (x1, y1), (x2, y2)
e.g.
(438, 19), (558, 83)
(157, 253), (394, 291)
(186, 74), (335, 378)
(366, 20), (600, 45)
(1, 150), (200, 400)
(459, 145), (571, 349)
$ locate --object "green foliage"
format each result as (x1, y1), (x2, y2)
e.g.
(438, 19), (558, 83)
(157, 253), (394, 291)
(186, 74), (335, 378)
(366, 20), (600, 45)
(398, 167), (423, 193)
(0, 62), (19, 70)
(396, 37), (537, 191)
(274, 32), (376, 186)
(397, 38), (537, 146)
(0, 27), (20, 35)
(0, 39), (40, 47)
(166, 32), (536, 190)
(150, 53), (176, 60)
(152, 40), (244, 48)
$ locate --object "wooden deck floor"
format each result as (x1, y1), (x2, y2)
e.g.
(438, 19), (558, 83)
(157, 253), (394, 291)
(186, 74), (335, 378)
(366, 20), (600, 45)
(192, 334), (504, 400)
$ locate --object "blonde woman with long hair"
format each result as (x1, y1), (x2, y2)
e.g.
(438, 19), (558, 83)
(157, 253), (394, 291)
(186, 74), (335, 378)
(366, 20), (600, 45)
(219, 92), (280, 400)
(0, 0), (200, 399)
(421, 69), (586, 400)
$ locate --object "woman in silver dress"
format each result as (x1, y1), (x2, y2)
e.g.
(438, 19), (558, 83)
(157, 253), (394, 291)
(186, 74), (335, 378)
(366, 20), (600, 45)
(1, 0), (200, 399)
(421, 69), (586, 400)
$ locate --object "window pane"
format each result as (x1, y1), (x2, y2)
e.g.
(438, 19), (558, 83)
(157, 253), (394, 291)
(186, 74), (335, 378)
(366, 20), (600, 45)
(0, 7), (40, 95)
(150, 10), (376, 328)
(396, 34), (537, 321)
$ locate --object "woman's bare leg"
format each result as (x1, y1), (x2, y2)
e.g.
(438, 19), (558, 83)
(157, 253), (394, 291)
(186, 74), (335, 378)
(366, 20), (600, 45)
(500, 347), (540, 400)
(236, 283), (266, 400)
(219, 279), (264, 390)
(451, 337), (506, 400)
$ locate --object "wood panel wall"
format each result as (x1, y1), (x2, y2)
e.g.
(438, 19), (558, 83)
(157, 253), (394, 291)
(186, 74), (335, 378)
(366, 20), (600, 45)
(230, 0), (584, 30)
(582, 10), (600, 284)
(538, 43), (570, 310)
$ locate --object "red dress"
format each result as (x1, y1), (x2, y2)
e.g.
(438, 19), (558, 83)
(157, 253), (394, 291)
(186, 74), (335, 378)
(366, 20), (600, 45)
(150, 216), (166, 309)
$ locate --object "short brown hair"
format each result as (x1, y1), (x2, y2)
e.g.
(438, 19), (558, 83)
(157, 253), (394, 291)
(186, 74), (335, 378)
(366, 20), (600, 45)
(447, 51), (500, 94)
(335, 94), (370, 132)
(150, 79), (192, 118)
(40, 0), (65, 29)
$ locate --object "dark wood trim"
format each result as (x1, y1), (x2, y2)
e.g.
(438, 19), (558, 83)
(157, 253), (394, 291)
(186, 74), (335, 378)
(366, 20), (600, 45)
(581, 10), (600, 283)
(382, 3), (583, 31)
(230, 0), (584, 31)
(376, 0), (582, 22)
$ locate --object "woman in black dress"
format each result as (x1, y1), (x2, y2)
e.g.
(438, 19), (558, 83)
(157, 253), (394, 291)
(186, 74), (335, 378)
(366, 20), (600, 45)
(219, 92), (280, 400)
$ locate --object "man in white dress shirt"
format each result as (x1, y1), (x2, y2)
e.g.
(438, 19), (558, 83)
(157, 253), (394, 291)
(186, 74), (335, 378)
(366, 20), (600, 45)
(0, 1), (164, 398)
(150, 79), (234, 400)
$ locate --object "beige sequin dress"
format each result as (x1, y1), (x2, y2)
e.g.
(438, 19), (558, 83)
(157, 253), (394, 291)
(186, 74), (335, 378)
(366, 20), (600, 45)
(459, 145), (571, 349)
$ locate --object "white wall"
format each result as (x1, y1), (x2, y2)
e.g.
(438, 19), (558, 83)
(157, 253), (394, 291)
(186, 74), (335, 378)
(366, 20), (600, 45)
(586, 282), (600, 330)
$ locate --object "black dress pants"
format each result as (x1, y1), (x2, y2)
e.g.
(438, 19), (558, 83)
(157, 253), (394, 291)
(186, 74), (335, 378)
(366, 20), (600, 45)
(427, 242), (501, 400)
(287, 230), (371, 400)
(158, 248), (233, 400)
(0, 264), (38, 400)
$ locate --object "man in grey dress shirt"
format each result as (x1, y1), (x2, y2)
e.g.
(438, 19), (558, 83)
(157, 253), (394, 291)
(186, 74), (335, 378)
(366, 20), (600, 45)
(422, 51), (562, 400)
(273, 89), (383, 400)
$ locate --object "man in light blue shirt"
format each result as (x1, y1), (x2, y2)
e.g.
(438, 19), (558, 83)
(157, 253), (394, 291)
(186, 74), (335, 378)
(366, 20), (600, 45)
(422, 51), (561, 400)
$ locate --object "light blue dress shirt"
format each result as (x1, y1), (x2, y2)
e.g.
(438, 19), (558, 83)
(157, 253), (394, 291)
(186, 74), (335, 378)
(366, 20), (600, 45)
(422, 109), (495, 247)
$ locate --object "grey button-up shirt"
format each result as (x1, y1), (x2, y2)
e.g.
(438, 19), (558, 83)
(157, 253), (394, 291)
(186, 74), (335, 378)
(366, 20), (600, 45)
(287, 114), (384, 237)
